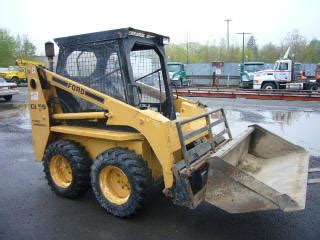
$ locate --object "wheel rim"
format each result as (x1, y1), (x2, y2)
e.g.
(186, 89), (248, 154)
(49, 155), (72, 188)
(99, 166), (131, 205)
(265, 85), (273, 90)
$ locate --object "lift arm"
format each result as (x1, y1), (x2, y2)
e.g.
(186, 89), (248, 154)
(27, 65), (188, 189)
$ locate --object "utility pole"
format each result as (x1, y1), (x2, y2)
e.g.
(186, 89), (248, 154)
(224, 19), (232, 51)
(236, 32), (251, 63)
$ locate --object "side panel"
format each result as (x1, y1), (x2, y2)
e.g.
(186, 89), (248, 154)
(27, 65), (51, 161)
(59, 134), (163, 181)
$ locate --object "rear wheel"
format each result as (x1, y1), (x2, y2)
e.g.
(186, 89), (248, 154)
(91, 148), (152, 217)
(262, 82), (276, 90)
(43, 140), (91, 198)
(4, 95), (12, 101)
(11, 77), (19, 84)
(308, 83), (318, 91)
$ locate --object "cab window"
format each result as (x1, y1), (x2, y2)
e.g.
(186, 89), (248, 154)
(279, 63), (288, 70)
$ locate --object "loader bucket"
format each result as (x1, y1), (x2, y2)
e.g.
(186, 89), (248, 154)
(205, 125), (309, 213)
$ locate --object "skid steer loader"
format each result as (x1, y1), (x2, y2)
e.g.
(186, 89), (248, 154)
(27, 28), (319, 217)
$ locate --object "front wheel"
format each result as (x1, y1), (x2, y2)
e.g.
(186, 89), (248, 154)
(91, 148), (152, 217)
(308, 83), (318, 91)
(262, 82), (276, 90)
(4, 95), (12, 101)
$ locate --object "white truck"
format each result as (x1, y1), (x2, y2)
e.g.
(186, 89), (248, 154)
(253, 48), (318, 91)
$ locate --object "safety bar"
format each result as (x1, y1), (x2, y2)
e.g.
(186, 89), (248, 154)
(176, 108), (232, 170)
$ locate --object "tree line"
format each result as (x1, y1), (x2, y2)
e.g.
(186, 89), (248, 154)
(1, 28), (320, 67)
(0, 28), (36, 66)
(166, 30), (320, 64)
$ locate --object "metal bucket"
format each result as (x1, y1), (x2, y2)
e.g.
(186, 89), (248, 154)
(205, 125), (310, 213)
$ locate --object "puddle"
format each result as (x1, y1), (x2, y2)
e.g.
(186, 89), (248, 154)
(17, 104), (31, 130)
(190, 97), (320, 156)
(206, 106), (320, 156)
(0, 104), (31, 130)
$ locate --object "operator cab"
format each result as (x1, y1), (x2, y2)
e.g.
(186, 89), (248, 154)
(54, 28), (176, 119)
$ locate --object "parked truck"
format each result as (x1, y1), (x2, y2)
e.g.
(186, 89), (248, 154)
(167, 62), (189, 86)
(240, 62), (265, 89)
(0, 59), (45, 84)
(253, 48), (318, 90)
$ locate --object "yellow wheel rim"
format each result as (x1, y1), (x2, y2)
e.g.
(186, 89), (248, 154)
(99, 166), (131, 205)
(49, 155), (72, 188)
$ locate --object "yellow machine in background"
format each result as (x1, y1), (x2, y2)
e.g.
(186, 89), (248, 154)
(15, 58), (46, 68)
(0, 58), (45, 84)
(27, 28), (316, 218)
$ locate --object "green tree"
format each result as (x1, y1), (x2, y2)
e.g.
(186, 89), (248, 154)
(166, 43), (187, 63)
(247, 36), (258, 51)
(15, 35), (36, 60)
(281, 29), (307, 62)
(259, 42), (279, 62)
(303, 39), (320, 63)
(0, 28), (16, 66)
(246, 36), (258, 61)
(165, 29), (319, 64)
(0, 28), (36, 66)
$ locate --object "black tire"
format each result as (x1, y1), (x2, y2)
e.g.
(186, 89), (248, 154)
(262, 82), (276, 90)
(43, 140), (91, 198)
(4, 95), (12, 101)
(11, 77), (19, 84)
(308, 83), (318, 91)
(91, 148), (152, 217)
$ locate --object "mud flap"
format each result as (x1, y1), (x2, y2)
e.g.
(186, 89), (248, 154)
(205, 125), (310, 213)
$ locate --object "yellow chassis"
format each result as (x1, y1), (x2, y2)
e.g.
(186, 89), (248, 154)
(27, 64), (209, 190)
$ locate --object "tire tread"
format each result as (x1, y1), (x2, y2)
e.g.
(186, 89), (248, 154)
(43, 140), (91, 199)
(91, 147), (152, 217)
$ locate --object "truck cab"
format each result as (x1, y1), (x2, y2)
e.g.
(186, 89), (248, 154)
(272, 59), (293, 81)
(240, 62), (265, 88)
(253, 59), (317, 90)
(167, 62), (189, 87)
(0, 66), (25, 83)
(0, 59), (45, 84)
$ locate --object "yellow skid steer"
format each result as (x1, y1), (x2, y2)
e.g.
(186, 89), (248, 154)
(27, 28), (318, 217)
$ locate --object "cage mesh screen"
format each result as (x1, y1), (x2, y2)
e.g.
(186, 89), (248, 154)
(130, 49), (165, 112)
(56, 41), (126, 112)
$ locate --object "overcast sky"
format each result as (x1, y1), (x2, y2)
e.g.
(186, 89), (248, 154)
(1, 0), (319, 55)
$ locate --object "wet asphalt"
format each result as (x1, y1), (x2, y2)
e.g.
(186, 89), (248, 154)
(0, 88), (319, 240)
